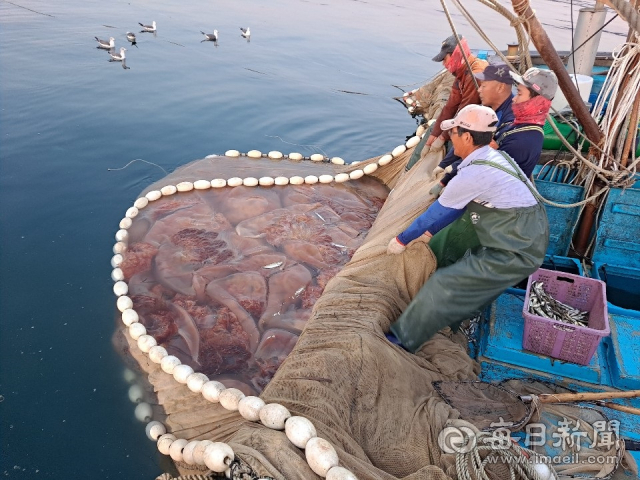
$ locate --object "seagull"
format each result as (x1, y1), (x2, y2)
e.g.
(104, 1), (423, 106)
(201, 29), (218, 42)
(240, 27), (250, 39)
(109, 47), (127, 61)
(139, 21), (156, 32)
(126, 32), (136, 43)
(95, 36), (115, 49)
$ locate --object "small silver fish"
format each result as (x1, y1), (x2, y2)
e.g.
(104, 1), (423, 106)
(263, 261), (283, 269)
(331, 242), (346, 249)
(294, 287), (305, 296)
(315, 212), (325, 222)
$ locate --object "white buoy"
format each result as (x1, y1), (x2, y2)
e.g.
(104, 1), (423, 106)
(113, 281), (128, 296)
(305, 437), (340, 477)
(157, 434), (176, 455)
(203, 442), (235, 472)
(319, 175), (333, 184)
(310, 154), (324, 162)
(238, 396), (265, 422)
(137, 334), (157, 353)
(182, 440), (200, 465)
(145, 190), (162, 202)
(259, 403), (291, 430)
(172, 364), (194, 384)
(111, 254), (123, 268)
(351, 161), (360, 165)
(378, 154), (393, 166)
(284, 416), (317, 449)
(148, 345), (168, 364)
(408, 106), (415, 114)
(416, 124), (426, 137)
(259, 176), (275, 186)
(406, 136), (421, 148)
(128, 322), (146, 340)
(121, 309), (139, 326)
(274, 176), (289, 186)
(128, 384), (144, 403)
(219, 388), (245, 411)
(211, 179), (227, 188)
(363, 163), (378, 175)
(116, 295), (133, 312)
(193, 440), (214, 465)
(334, 173), (350, 183)
(330, 157), (345, 165)
(115, 229), (128, 242)
(119, 217), (132, 229)
(201, 381), (226, 403)
(391, 145), (407, 157)
(289, 152), (303, 161)
(227, 177), (243, 187)
(290, 176), (304, 185)
(225, 150), (240, 157)
(349, 170), (364, 180)
(126, 207), (139, 218)
(123, 368), (137, 384)
(268, 151), (283, 159)
(145, 421), (166, 441)
(134, 197), (149, 209)
(160, 185), (177, 196)
(326, 466), (358, 480)
(176, 181), (194, 192)
(160, 355), (181, 375)
(113, 242), (127, 254)
(247, 150), (262, 158)
(134, 402), (153, 422)
(304, 175), (319, 184)
(111, 268), (124, 282)
(186, 372), (209, 393)
(194, 180), (211, 190)
(243, 177), (259, 187)
(532, 462), (554, 480)
(169, 438), (189, 462)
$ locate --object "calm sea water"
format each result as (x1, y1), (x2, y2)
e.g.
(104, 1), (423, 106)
(0, 0), (627, 478)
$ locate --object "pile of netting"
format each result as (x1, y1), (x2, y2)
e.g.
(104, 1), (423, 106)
(112, 71), (637, 480)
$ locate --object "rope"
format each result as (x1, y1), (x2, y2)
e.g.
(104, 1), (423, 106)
(439, 0), (480, 90)
(608, 0), (640, 34)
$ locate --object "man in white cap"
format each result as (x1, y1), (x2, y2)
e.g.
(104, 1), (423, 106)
(386, 104), (549, 352)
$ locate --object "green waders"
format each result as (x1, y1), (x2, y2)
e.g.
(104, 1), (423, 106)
(390, 158), (549, 353)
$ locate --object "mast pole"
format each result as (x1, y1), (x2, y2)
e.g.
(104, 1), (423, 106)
(510, 0), (603, 144)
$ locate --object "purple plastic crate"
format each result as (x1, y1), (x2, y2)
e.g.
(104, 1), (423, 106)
(522, 268), (609, 365)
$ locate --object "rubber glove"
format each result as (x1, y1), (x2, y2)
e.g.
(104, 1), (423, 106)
(432, 166), (445, 176)
(387, 237), (406, 255)
(444, 165), (453, 174)
(431, 136), (445, 150)
(429, 182), (445, 197)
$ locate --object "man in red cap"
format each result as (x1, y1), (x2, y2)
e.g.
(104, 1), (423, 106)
(387, 105), (549, 352)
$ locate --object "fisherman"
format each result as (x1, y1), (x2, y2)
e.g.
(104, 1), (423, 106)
(427, 67), (558, 268)
(424, 34), (488, 151)
(431, 66), (558, 194)
(386, 104), (549, 352)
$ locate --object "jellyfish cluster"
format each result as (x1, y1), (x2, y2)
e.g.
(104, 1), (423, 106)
(119, 180), (386, 394)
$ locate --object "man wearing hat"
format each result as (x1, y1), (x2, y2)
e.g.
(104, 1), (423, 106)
(387, 104), (549, 353)
(424, 34), (488, 150)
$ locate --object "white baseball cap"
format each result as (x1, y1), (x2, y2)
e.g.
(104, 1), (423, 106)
(440, 104), (499, 133)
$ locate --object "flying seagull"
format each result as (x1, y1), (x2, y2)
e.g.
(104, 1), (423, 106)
(240, 27), (250, 39)
(95, 36), (115, 49)
(139, 21), (156, 32)
(109, 47), (127, 61)
(201, 29), (218, 42)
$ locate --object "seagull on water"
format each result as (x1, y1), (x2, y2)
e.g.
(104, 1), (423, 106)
(201, 29), (218, 42)
(139, 21), (156, 33)
(240, 27), (250, 39)
(110, 47), (127, 61)
(126, 32), (136, 43)
(95, 36), (115, 49)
